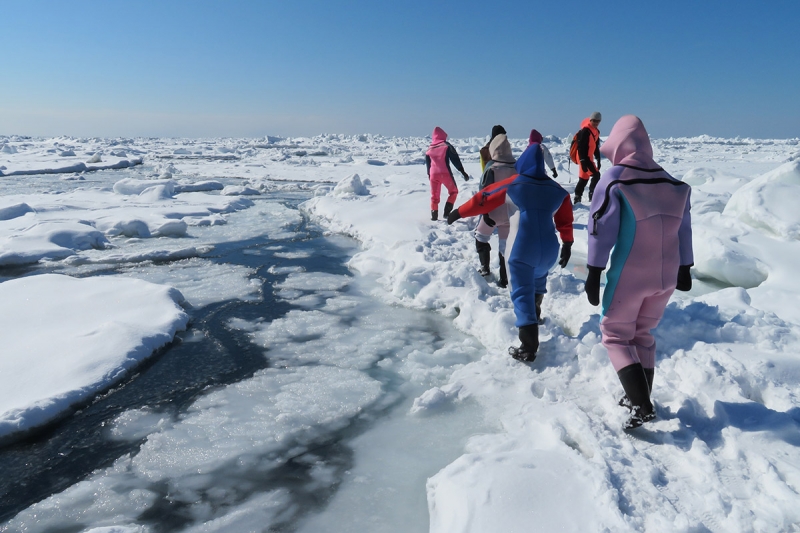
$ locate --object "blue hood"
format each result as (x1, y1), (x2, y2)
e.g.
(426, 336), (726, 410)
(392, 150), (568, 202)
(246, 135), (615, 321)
(515, 143), (548, 178)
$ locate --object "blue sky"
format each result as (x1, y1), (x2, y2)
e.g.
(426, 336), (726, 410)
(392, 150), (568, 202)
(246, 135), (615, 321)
(1, 0), (798, 139)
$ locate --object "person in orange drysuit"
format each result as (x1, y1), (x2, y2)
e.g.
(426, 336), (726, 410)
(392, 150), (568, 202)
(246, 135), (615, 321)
(573, 112), (602, 204)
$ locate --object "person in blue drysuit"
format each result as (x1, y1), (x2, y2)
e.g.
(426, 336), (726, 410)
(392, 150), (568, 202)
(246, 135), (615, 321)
(448, 143), (574, 361)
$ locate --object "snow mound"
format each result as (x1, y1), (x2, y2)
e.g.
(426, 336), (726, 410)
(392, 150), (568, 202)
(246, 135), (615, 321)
(0, 202), (35, 221)
(724, 160), (800, 239)
(332, 173), (369, 196)
(113, 178), (176, 196)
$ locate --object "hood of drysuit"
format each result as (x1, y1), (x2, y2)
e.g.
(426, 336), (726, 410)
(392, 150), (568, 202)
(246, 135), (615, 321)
(515, 142), (548, 178)
(599, 114), (657, 168)
(580, 117), (600, 134)
(528, 129), (543, 146)
(430, 127), (448, 146)
(489, 134), (514, 163)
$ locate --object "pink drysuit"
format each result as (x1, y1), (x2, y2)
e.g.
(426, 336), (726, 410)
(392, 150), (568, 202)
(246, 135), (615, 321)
(426, 127), (467, 211)
(587, 115), (693, 372)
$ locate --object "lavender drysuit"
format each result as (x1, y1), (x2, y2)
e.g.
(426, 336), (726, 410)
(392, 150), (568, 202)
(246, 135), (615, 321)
(587, 115), (693, 372)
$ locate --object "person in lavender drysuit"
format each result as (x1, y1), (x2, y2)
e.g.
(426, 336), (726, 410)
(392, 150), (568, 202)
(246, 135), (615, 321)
(585, 115), (693, 429)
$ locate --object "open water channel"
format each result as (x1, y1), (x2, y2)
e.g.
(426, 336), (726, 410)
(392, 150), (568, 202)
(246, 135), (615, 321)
(0, 172), (491, 532)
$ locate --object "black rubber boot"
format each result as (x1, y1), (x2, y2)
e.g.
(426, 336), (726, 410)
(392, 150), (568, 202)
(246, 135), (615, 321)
(443, 202), (454, 218)
(497, 253), (508, 288)
(644, 367), (654, 394)
(476, 240), (491, 277)
(574, 179), (587, 204)
(535, 293), (545, 324)
(431, 210), (438, 221)
(588, 175), (601, 201)
(620, 366), (656, 409)
(617, 363), (655, 429)
(509, 324), (538, 362)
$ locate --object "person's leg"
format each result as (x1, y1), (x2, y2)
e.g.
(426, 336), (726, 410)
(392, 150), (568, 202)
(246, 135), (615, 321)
(497, 223), (510, 288)
(474, 219), (493, 276)
(498, 253), (508, 288)
(588, 174), (601, 201)
(617, 363), (655, 428)
(475, 240), (491, 276)
(430, 175), (443, 219)
(508, 257), (538, 361)
(443, 174), (459, 207)
(632, 290), (673, 393)
(574, 177), (588, 203)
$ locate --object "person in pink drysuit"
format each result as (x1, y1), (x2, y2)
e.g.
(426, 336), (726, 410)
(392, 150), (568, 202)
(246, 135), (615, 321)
(585, 115), (693, 429)
(425, 127), (470, 221)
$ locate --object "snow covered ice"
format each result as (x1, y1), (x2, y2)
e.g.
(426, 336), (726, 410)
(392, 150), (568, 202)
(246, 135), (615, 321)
(2, 132), (800, 532)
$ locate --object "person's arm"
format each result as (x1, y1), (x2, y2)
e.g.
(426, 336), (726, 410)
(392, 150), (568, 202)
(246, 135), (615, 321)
(479, 168), (495, 190)
(676, 187), (694, 291)
(447, 175), (515, 223)
(594, 138), (602, 170)
(446, 143), (469, 179)
(541, 145), (557, 177)
(578, 128), (598, 174)
(678, 188), (693, 267)
(587, 172), (622, 268)
(553, 194), (574, 243)
(554, 194), (574, 268)
(425, 154), (431, 178)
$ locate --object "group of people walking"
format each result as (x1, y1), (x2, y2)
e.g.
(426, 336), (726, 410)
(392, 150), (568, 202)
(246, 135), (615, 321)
(424, 115), (694, 429)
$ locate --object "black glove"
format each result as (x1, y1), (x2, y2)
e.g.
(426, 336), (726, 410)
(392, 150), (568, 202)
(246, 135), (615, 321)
(483, 213), (496, 227)
(551, 168), (558, 178)
(592, 171), (601, 181)
(446, 208), (462, 225)
(580, 158), (590, 173)
(597, 161), (601, 171)
(676, 264), (693, 291)
(585, 265), (604, 306)
(462, 172), (470, 181)
(558, 241), (572, 268)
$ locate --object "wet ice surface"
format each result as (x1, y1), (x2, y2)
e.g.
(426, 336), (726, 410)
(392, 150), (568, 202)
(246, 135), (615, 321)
(1, 179), (489, 532)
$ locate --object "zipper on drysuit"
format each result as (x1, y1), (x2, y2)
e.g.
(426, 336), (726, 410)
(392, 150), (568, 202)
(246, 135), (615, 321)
(590, 166), (689, 235)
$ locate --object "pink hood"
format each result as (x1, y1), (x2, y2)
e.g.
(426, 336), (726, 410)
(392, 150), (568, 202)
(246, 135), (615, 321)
(431, 127), (448, 146)
(528, 129), (543, 146)
(600, 115), (657, 168)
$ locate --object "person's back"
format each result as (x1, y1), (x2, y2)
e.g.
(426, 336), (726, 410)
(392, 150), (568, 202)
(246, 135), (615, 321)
(585, 114), (693, 429)
(506, 144), (571, 267)
(479, 125), (507, 172)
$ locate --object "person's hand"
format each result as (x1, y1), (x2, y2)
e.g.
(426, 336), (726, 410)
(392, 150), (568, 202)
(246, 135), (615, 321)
(676, 264), (692, 291)
(597, 161), (601, 171)
(592, 171), (601, 181)
(585, 265), (603, 306)
(558, 241), (572, 268)
(462, 172), (470, 181)
(551, 168), (558, 178)
(446, 208), (462, 225)
(483, 213), (496, 227)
